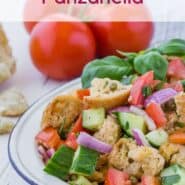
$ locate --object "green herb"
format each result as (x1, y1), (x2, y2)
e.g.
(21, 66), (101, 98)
(181, 80), (185, 91)
(161, 175), (180, 185)
(117, 50), (137, 64)
(110, 82), (118, 91)
(154, 81), (165, 91)
(81, 56), (133, 88)
(121, 74), (138, 85)
(159, 39), (185, 56)
(142, 86), (152, 97)
(175, 122), (185, 128)
(134, 51), (168, 80)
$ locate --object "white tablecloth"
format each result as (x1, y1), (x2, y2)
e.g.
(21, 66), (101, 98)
(1, 22), (185, 185)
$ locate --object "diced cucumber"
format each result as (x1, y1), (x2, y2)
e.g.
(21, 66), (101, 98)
(82, 108), (105, 131)
(117, 112), (146, 136)
(161, 164), (185, 185)
(146, 129), (168, 147)
(69, 176), (94, 185)
(44, 145), (75, 180)
(70, 146), (99, 176)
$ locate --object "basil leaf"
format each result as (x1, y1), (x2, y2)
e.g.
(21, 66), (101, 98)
(81, 56), (133, 88)
(142, 86), (152, 97)
(159, 39), (185, 56)
(161, 175), (180, 185)
(134, 51), (168, 80)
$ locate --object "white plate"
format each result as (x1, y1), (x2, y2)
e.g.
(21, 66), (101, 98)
(8, 78), (81, 185)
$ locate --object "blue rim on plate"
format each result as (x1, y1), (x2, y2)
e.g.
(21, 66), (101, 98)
(8, 78), (80, 185)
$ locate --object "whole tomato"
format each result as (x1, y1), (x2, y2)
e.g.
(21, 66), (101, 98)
(88, 5), (154, 57)
(23, 0), (60, 33)
(30, 15), (96, 80)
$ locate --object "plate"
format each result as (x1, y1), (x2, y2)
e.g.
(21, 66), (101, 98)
(8, 78), (81, 185)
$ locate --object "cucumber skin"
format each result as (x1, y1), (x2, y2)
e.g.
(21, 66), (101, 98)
(82, 108), (105, 131)
(161, 164), (185, 185)
(70, 146), (99, 176)
(44, 145), (75, 181)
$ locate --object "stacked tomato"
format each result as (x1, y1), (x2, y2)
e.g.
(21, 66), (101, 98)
(24, 0), (154, 80)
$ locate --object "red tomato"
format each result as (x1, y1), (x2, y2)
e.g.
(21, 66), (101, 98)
(141, 176), (160, 185)
(89, 5), (153, 58)
(76, 89), (90, 100)
(167, 58), (185, 80)
(129, 71), (154, 106)
(164, 81), (183, 92)
(105, 168), (131, 185)
(23, 0), (61, 33)
(65, 132), (78, 150)
(146, 102), (167, 128)
(30, 15), (96, 80)
(35, 127), (61, 149)
(70, 115), (84, 133)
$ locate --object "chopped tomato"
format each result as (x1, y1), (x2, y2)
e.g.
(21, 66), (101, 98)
(65, 132), (78, 150)
(167, 59), (185, 80)
(164, 81), (183, 92)
(70, 115), (84, 134)
(57, 140), (65, 149)
(105, 168), (131, 185)
(129, 71), (154, 106)
(169, 132), (185, 144)
(76, 89), (90, 100)
(141, 176), (160, 185)
(35, 127), (61, 149)
(146, 102), (167, 127)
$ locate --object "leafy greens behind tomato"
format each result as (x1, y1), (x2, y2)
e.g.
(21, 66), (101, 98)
(158, 39), (185, 56)
(81, 56), (133, 88)
(81, 39), (185, 88)
(134, 51), (168, 80)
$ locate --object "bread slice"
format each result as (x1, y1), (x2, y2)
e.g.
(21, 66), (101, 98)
(41, 95), (83, 130)
(83, 78), (131, 110)
(0, 25), (16, 83)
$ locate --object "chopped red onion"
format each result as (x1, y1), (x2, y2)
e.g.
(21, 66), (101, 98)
(132, 129), (151, 147)
(46, 148), (55, 158)
(130, 106), (156, 131)
(144, 88), (178, 107)
(37, 145), (49, 162)
(108, 106), (131, 114)
(77, 132), (112, 153)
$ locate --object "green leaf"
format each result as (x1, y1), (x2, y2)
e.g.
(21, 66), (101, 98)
(81, 56), (133, 88)
(161, 175), (180, 185)
(134, 51), (168, 80)
(159, 39), (185, 56)
(142, 86), (152, 97)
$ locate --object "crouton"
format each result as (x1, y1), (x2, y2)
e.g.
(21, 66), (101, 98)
(109, 138), (165, 177)
(0, 88), (28, 116)
(160, 142), (185, 168)
(41, 95), (83, 130)
(0, 25), (16, 83)
(0, 117), (14, 134)
(94, 116), (121, 145)
(171, 146), (185, 168)
(175, 93), (185, 123)
(159, 143), (179, 162)
(109, 138), (137, 170)
(84, 78), (131, 110)
(127, 146), (165, 177)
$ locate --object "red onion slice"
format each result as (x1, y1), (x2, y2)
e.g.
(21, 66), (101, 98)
(144, 88), (178, 107)
(77, 132), (112, 153)
(132, 129), (151, 147)
(46, 148), (55, 158)
(108, 106), (131, 114)
(130, 106), (156, 131)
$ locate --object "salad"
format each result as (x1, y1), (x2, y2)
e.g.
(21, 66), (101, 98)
(35, 39), (185, 185)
